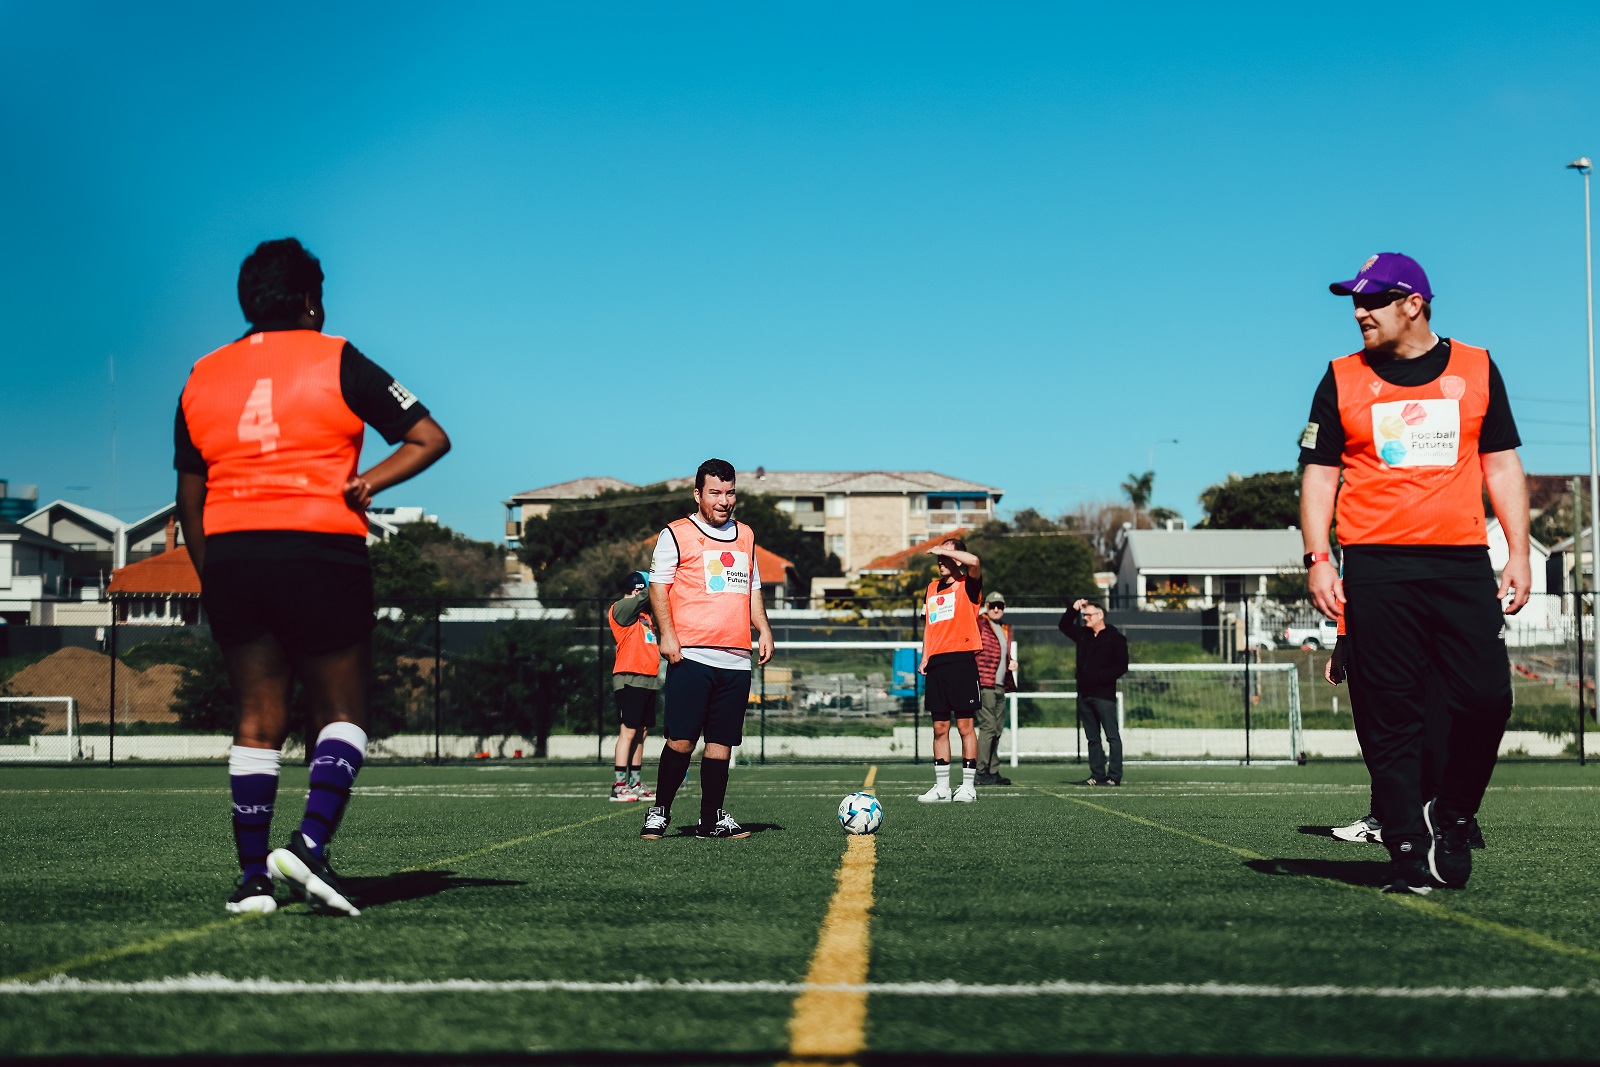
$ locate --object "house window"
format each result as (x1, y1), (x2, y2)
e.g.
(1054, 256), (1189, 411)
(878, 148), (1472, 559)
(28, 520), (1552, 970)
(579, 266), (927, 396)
(826, 495), (846, 517)
(910, 495), (926, 514)
(828, 535), (845, 555)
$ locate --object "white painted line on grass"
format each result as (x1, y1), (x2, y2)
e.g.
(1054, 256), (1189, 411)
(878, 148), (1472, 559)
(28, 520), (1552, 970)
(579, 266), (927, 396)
(0, 974), (1589, 1000)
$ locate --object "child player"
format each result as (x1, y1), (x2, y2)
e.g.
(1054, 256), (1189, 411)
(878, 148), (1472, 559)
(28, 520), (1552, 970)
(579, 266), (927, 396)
(918, 538), (984, 804)
(609, 571), (661, 801)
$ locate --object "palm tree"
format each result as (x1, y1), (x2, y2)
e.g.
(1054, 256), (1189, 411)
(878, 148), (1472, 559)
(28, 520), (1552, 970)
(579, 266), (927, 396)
(1121, 470), (1154, 527)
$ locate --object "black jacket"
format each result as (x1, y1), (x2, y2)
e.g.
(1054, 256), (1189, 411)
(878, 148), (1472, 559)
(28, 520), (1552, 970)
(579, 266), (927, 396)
(1057, 612), (1130, 699)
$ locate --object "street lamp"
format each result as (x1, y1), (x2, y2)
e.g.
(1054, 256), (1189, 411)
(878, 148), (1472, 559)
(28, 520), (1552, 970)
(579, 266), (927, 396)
(1567, 155), (1598, 739)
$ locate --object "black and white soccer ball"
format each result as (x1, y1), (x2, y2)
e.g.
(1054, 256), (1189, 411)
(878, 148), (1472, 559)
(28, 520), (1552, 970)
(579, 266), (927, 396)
(838, 791), (884, 835)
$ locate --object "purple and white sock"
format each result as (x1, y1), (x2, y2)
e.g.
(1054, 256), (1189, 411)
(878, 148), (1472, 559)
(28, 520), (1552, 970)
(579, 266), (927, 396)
(229, 745), (281, 879)
(298, 722), (367, 858)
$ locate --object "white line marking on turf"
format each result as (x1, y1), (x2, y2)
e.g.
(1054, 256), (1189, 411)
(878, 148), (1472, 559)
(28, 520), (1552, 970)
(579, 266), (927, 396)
(0, 974), (1589, 1000)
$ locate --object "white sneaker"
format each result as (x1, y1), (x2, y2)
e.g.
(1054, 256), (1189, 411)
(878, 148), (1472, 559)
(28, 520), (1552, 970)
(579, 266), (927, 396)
(1331, 814), (1383, 844)
(917, 785), (952, 803)
(953, 784), (978, 803)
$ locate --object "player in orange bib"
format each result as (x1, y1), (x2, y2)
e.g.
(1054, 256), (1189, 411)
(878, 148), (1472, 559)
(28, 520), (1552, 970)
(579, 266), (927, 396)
(917, 537), (985, 803)
(1300, 252), (1528, 895)
(609, 571), (662, 801)
(174, 238), (450, 916)
(638, 459), (774, 840)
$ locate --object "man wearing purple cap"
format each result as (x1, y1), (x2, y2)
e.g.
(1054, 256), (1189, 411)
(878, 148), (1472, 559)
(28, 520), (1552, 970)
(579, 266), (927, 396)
(1298, 252), (1530, 895)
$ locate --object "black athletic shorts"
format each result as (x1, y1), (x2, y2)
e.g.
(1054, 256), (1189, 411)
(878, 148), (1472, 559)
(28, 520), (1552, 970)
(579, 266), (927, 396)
(663, 659), (750, 747)
(924, 653), (981, 720)
(614, 685), (658, 729)
(202, 558), (374, 655)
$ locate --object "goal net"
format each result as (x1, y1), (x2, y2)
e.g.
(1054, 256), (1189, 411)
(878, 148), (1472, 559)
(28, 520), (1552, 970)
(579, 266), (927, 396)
(1005, 664), (1303, 764)
(0, 697), (80, 762)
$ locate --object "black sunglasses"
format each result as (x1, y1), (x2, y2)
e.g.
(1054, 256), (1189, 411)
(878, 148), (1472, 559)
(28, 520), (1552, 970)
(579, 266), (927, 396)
(1351, 290), (1410, 312)
(988, 603), (1005, 610)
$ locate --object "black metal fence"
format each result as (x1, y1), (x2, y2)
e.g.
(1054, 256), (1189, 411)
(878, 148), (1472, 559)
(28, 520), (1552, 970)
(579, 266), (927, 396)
(0, 591), (1592, 764)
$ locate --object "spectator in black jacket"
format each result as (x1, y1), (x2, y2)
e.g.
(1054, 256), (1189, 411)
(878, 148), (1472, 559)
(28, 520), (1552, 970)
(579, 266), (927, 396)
(1058, 599), (1130, 785)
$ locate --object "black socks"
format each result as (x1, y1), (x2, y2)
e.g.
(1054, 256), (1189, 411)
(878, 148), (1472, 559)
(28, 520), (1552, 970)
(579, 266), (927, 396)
(699, 756), (731, 826)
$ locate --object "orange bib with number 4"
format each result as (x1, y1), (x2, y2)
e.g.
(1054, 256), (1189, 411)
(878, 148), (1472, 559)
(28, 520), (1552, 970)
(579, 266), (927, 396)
(180, 330), (367, 536)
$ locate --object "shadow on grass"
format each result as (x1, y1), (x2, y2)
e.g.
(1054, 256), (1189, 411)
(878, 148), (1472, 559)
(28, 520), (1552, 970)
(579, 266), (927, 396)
(1296, 824), (1339, 838)
(337, 870), (527, 909)
(665, 822), (785, 839)
(1245, 857), (1389, 888)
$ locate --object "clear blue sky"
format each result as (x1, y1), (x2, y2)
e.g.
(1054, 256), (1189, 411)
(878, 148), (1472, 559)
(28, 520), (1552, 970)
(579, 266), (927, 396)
(4, 2), (1598, 541)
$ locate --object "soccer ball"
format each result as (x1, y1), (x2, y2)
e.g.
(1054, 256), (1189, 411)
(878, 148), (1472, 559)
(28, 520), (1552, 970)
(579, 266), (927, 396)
(838, 791), (884, 835)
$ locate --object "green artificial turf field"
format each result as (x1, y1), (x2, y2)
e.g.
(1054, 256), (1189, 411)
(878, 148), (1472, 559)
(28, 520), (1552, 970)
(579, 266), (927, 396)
(2, 760), (1598, 1063)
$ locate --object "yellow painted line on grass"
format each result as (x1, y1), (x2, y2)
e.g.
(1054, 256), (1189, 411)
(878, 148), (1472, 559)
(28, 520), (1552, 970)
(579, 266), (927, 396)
(781, 766), (879, 1067)
(1041, 788), (1600, 967)
(2, 808), (633, 985)
(863, 765), (877, 790)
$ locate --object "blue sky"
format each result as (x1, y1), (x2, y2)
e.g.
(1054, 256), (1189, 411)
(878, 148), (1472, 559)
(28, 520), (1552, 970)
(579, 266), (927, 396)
(4, 2), (1598, 541)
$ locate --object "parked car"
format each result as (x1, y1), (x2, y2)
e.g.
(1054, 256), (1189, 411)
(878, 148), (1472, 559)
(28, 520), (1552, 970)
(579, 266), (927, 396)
(1284, 616), (1339, 649)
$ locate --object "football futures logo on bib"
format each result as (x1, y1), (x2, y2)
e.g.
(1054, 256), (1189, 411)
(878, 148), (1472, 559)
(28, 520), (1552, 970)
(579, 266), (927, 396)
(928, 592), (956, 624)
(702, 550), (750, 594)
(1371, 398), (1460, 467)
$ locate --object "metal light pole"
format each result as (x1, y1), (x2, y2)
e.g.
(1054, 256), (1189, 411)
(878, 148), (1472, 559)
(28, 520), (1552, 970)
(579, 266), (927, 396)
(1568, 156), (1599, 741)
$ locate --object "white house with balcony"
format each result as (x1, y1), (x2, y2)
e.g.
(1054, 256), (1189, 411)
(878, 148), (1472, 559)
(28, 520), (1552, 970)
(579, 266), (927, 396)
(0, 521), (71, 625)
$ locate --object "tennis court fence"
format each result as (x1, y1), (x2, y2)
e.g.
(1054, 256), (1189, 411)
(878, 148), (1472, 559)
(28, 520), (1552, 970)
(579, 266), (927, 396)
(0, 592), (1592, 764)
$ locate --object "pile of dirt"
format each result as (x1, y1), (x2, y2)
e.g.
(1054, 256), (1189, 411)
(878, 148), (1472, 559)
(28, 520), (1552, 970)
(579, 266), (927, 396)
(5, 646), (182, 728)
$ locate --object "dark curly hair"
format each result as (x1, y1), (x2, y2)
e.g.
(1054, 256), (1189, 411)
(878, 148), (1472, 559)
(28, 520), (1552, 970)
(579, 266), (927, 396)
(237, 238), (324, 325)
(695, 458), (737, 491)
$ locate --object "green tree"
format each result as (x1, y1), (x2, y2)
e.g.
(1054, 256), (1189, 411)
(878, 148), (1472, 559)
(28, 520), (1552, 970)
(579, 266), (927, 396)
(967, 533), (1096, 603)
(1197, 471), (1301, 529)
(447, 621), (595, 741)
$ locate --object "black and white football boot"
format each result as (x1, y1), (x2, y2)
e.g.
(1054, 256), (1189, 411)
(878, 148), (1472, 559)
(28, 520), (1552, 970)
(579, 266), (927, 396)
(698, 808), (751, 839)
(268, 835), (361, 916)
(225, 872), (278, 915)
(640, 805), (670, 840)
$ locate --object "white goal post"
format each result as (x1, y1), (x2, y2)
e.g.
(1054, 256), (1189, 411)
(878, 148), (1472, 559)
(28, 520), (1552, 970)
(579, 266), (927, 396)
(0, 697), (79, 762)
(1006, 663), (1303, 766)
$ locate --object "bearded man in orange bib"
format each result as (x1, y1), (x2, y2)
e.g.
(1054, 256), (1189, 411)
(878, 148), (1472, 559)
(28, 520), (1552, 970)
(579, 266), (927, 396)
(638, 459), (774, 840)
(1299, 253), (1529, 895)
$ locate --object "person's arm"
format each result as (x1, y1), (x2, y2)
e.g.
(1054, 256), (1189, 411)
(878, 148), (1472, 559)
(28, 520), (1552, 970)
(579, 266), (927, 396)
(175, 472), (207, 576)
(1300, 463), (1342, 620)
(750, 582), (774, 666)
(929, 543), (981, 578)
(1058, 600), (1087, 642)
(343, 416), (451, 511)
(649, 583), (680, 664)
(648, 529), (682, 663)
(611, 590), (649, 628)
(1110, 628), (1130, 678)
(1482, 448), (1532, 615)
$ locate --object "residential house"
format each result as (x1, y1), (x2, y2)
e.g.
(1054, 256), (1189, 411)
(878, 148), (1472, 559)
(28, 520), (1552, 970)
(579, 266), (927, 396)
(107, 521), (202, 627)
(0, 522), (70, 625)
(1114, 529), (1305, 608)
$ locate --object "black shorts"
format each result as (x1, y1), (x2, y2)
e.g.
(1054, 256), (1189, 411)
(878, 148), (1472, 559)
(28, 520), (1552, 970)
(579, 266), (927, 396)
(925, 653), (981, 721)
(614, 685), (658, 729)
(663, 659), (750, 747)
(202, 559), (374, 655)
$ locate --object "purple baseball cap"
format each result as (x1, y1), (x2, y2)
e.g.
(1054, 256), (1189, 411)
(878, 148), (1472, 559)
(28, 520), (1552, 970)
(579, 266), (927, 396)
(1329, 253), (1433, 303)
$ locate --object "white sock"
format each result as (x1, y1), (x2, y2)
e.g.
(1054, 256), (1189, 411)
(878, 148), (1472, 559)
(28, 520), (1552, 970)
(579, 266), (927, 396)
(963, 764), (977, 788)
(935, 763), (950, 791)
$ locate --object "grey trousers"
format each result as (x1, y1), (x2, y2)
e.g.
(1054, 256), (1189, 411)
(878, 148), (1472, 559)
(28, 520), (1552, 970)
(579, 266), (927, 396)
(1079, 695), (1122, 782)
(977, 686), (1006, 775)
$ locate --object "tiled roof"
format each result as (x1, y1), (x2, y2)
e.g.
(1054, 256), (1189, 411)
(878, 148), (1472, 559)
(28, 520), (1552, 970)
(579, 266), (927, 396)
(509, 477), (637, 502)
(740, 470), (1000, 496)
(108, 546), (201, 595)
(0, 521), (72, 552)
(860, 529), (973, 573)
(755, 545), (795, 585)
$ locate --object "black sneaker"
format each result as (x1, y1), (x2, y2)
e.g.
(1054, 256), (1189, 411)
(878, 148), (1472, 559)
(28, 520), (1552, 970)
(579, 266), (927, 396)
(1382, 857), (1433, 895)
(1076, 777), (1105, 786)
(1104, 779), (1121, 787)
(698, 808), (751, 839)
(268, 835), (360, 916)
(1466, 817), (1486, 850)
(975, 772), (1000, 786)
(225, 872), (278, 915)
(640, 805), (670, 839)
(993, 775), (1013, 786)
(1424, 799), (1472, 888)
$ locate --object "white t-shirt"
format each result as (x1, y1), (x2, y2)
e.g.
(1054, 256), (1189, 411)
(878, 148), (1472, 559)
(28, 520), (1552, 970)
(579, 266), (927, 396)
(651, 513), (761, 671)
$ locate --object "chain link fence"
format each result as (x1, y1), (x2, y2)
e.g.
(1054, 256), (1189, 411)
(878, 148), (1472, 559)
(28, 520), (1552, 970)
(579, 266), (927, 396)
(0, 591), (1592, 764)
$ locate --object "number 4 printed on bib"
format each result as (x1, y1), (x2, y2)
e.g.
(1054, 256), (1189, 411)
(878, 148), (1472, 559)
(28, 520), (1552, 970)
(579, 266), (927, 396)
(237, 378), (281, 454)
